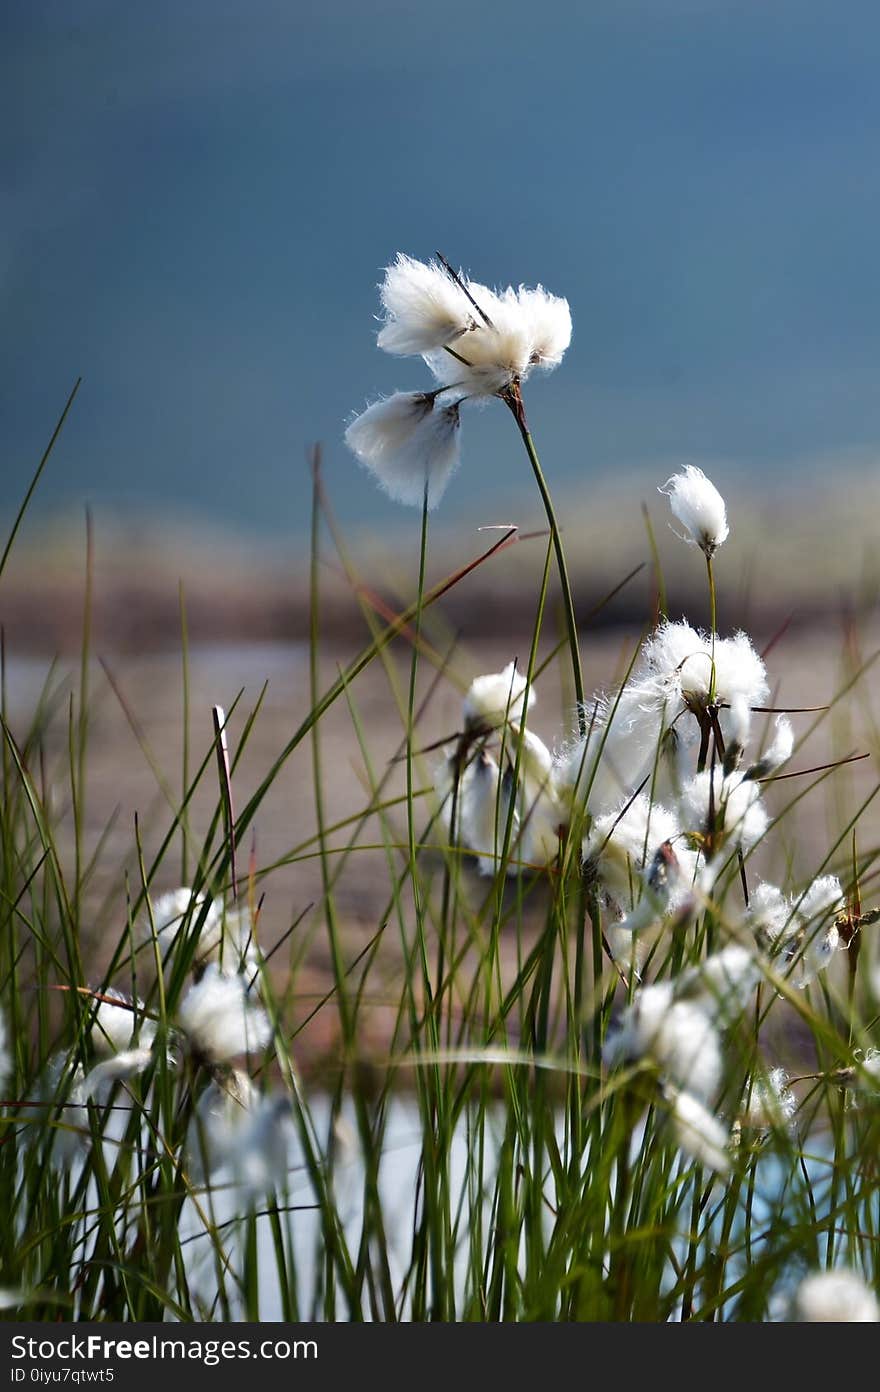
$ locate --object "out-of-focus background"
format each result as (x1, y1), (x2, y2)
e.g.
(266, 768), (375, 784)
(6, 0), (880, 538)
(5, 1), (880, 1072)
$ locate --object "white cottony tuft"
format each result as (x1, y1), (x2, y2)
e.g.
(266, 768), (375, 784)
(795, 875), (845, 988)
(791, 1269), (880, 1322)
(377, 253), (477, 356)
(40, 1056), (89, 1169)
(458, 753), (515, 877)
(666, 1087), (731, 1176)
(797, 874), (845, 926)
(679, 768), (768, 860)
(178, 965), (272, 1064)
(345, 393), (461, 510)
(350, 253), (571, 508)
(659, 465), (729, 556)
(675, 944), (761, 1023)
(187, 1072), (292, 1199)
(463, 661), (534, 730)
(502, 284), (572, 369)
(749, 881), (797, 950)
(583, 794), (690, 915)
(140, 886), (212, 954)
(749, 715), (794, 779)
(603, 981), (723, 1104)
(140, 888), (259, 976)
(90, 989), (155, 1058)
(739, 1067), (797, 1132)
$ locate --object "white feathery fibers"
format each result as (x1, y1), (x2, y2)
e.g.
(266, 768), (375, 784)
(584, 794), (690, 912)
(791, 1269), (880, 1322)
(795, 875), (844, 988)
(797, 874), (845, 926)
(503, 284), (572, 369)
(707, 631), (769, 712)
(425, 289), (532, 397)
(82, 1048), (157, 1098)
(458, 753), (516, 877)
(187, 1070), (254, 1180)
(639, 622), (769, 718)
(178, 966), (272, 1064)
(678, 769), (768, 857)
(141, 887), (215, 951)
(739, 1068), (797, 1131)
(603, 982), (723, 1104)
(726, 693), (753, 760)
(659, 465), (729, 556)
(675, 944), (761, 1023)
(798, 923), (841, 988)
(513, 729), (563, 868)
(345, 393), (461, 511)
(141, 888), (258, 976)
(90, 989), (155, 1057)
(188, 1073), (292, 1198)
(425, 281), (571, 398)
(559, 622), (768, 818)
(752, 715), (794, 776)
(376, 256), (572, 392)
(41, 1056), (89, 1168)
(748, 881), (799, 951)
(463, 661), (534, 730)
(377, 254), (475, 355)
(667, 1087), (731, 1176)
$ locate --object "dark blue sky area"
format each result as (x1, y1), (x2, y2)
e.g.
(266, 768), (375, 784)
(4, 1), (880, 536)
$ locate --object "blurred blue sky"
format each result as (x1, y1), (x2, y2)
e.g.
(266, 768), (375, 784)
(4, 0), (880, 537)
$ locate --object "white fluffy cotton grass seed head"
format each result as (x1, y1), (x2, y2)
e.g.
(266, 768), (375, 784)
(345, 393), (462, 511)
(660, 465), (729, 557)
(349, 253), (571, 508)
(790, 1269), (880, 1322)
(463, 661), (534, 731)
(376, 253), (476, 356)
(178, 966), (272, 1065)
(666, 1087), (731, 1176)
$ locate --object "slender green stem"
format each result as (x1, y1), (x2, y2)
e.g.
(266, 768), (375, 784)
(706, 550), (717, 705)
(503, 384), (585, 730)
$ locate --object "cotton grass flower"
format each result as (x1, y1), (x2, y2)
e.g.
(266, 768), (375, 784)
(345, 392), (461, 510)
(463, 661), (534, 731)
(738, 1067), (797, 1132)
(558, 621), (771, 820)
(583, 794), (693, 916)
(674, 944), (762, 1024)
(790, 1269), (880, 1322)
(81, 988), (158, 1096)
(40, 1056), (89, 1168)
(187, 1072), (292, 1199)
(457, 753), (514, 877)
(348, 253), (571, 508)
(90, 988), (155, 1058)
(666, 1086), (731, 1176)
(377, 253), (479, 355)
(659, 466), (729, 556)
(178, 966), (272, 1065)
(140, 888), (259, 976)
(603, 982), (723, 1104)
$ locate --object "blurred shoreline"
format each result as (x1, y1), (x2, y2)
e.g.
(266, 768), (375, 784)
(2, 467), (879, 655)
